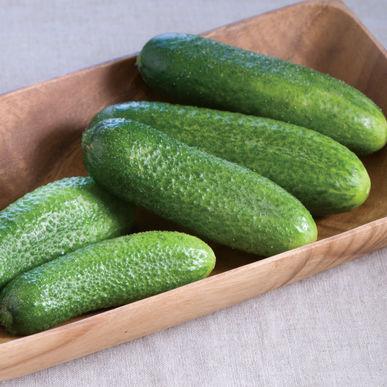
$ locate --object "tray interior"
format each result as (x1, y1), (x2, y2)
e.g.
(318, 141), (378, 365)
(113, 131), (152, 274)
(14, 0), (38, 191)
(0, 0), (386, 344)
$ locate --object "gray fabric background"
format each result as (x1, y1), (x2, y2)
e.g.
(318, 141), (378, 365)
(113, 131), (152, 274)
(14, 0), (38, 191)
(1, 1), (386, 386)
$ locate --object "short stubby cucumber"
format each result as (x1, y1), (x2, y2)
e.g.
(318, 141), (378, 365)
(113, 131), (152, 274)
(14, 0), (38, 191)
(82, 118), (317, 256)
(0, 176), (134, 288)
(137, 33), (387, 155)
(92, 101), (371, 215)
(0, 231), (215, 335)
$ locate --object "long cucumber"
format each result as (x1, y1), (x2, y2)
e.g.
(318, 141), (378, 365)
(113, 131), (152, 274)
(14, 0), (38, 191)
(82, 118), (317, 256)
(137, 33), (387, 155)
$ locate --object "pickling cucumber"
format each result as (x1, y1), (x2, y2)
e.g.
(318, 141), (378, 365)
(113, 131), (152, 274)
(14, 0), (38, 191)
(137, 33), (387, 155)
(82, 118), (317, 256)
(0, 176), (133, 288)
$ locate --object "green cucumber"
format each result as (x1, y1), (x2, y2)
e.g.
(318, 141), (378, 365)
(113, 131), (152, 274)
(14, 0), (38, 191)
(92, 101), (371, 215)
(82, 118), (317, 256)
(137, 33), (387, 155)
(0, 231), (215, 335)
(0, 176), (133, 288)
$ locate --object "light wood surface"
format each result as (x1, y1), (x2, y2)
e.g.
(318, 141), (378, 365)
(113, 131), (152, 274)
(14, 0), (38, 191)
(0, 0), (386, 380)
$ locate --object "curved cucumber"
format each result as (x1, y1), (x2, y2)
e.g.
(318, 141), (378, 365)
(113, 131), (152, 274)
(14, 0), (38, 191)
(0, 231), (215, 335)
(93, 101), (371, 215)
(137, 33), (387, 155)
(82, 118), (317, 256)
(0, 176), (134, 288)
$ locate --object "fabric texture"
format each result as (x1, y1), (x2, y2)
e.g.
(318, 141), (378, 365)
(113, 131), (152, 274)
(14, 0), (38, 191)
(1, 1), (386, 386)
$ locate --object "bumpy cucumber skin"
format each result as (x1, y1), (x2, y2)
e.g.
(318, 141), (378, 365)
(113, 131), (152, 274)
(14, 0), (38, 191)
(137, 33), (387, 155)
(93, 101), (371, 215)
(0, 231), (215, 335)
(0, 177), (134, 288)
(83, 118), (317, 256)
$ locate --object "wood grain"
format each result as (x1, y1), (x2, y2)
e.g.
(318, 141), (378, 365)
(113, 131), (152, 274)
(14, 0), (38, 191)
(0, 0), (386, 380)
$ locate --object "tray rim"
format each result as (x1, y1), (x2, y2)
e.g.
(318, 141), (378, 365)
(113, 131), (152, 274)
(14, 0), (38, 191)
(0, 0), (386, 381)
(2, 0), (384, 100)
(2, 215), (387, 347)
(1, 217), (386, 381)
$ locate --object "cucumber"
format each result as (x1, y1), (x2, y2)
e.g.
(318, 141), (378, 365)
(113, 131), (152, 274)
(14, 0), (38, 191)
(137, 33), (387, 155)
(0, 176), (134, 288)
(0, 231), (215, 335)
(92, 101), (371, 215)
(82, 118), (317, 256)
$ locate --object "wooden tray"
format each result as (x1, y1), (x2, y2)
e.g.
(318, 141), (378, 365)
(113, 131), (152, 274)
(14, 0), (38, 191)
(0, 0), (386, 381)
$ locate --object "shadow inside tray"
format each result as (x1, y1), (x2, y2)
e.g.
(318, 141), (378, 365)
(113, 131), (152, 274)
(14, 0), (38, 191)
(99, 55), (171, 106)
(316, 146), (387, 239)
(132, 207), (263, 275)
(0, 122), (86, 209)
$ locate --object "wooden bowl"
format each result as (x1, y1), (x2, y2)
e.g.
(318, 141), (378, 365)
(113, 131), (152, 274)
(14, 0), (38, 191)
(0, 0), (386, 380)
